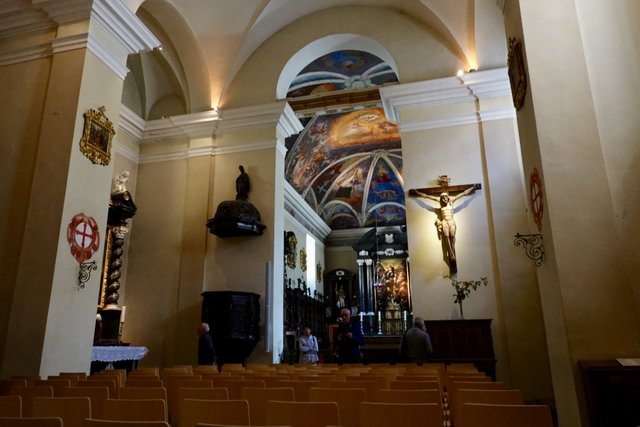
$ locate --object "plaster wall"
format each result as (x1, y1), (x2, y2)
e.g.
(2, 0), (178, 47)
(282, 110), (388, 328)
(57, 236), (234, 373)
(222, 6), (464, 109)
(284, 217), (312, 292)
(204, 148), (278, 363)
(1, 36), (125, 376)
(324, 247), (358, 279)
(519, 0), (639, 361)
(39, 49), (123, 377)
(0, 57), (50, 366)
(124, 158), (189, 367)
(576, 0), (640, 309)
(393, 75), (553, 402)
(506, 0), (640, 424)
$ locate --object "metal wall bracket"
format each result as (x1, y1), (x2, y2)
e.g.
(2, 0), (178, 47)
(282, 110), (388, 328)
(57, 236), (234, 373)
(513, 233), (544, 267)
(79, 261), (97, 290)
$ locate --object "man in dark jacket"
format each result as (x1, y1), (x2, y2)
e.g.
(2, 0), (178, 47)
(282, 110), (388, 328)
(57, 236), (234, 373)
(400, 316), (433, 364)
(197, 322), (216, 365)
(335, 308), (364, 363)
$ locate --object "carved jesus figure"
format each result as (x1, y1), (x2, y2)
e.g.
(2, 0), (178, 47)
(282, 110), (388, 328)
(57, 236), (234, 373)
(411, 185), (476, 264)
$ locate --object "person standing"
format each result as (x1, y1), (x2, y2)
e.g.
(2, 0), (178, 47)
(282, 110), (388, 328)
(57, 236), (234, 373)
(197, 322), (216, 365)
(400, 316), (433, 364)
(299, 325), (319, 364)
(335, 308), (364, 364)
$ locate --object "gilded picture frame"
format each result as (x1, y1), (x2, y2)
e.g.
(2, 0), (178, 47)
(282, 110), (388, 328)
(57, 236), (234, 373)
(300, 248), (307, 272)
(80, 106), (114, 166)
(507, 37), (527, 111)
(285, 231), (297, 269)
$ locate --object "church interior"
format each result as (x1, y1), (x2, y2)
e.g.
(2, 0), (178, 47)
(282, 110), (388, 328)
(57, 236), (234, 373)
(1, 1), (640, 426)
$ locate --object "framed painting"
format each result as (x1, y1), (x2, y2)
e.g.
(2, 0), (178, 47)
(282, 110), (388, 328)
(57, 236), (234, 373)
(507, 37), (527, 111)
(80, 106), (114, 166)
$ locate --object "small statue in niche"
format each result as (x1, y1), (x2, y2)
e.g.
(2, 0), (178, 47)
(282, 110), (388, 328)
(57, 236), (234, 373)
(336, 284), (347, 309)
(236, 165), (250, 200)
(113, 170), (130, 193)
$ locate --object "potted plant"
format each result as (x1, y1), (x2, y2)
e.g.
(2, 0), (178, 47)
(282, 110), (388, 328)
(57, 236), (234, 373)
(452, 277), (488, 319)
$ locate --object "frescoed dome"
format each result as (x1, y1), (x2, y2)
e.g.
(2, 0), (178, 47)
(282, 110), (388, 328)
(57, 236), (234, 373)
(285, 107), (405, 229)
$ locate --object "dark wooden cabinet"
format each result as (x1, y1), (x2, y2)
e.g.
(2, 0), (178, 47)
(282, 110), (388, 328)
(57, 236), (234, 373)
(359, 319), (496, 377)
(425, 319), (496, 378)
(579, 359), (640, 427)
(201, 291), (261, 365)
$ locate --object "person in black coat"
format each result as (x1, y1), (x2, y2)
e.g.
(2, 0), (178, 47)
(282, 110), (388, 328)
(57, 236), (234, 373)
(197, 322), (216, 365)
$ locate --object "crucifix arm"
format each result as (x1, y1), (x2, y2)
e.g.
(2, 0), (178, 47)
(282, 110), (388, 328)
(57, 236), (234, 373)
(408, 189), (440, 202)
(450, 184), (479, 202)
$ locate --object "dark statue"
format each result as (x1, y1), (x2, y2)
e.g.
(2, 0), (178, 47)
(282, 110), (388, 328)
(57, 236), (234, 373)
(236, 165), (250, 200)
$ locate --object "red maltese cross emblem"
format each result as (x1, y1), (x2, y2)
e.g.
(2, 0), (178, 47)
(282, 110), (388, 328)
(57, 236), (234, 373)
(66, 213), (100, 263)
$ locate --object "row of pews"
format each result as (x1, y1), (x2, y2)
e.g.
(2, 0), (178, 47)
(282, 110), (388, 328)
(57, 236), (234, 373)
(0, 362), (555, 427)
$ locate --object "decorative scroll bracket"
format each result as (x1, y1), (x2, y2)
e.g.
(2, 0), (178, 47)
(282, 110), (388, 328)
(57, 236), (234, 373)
(513, 233), (544, 267)
(79, 261), (98, 290)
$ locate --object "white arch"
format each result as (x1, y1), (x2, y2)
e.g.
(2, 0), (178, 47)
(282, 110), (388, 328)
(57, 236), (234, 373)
(276, 34), (399, 99)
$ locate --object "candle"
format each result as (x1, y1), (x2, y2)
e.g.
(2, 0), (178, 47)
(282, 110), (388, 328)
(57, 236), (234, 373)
(378, 311), (382, 322)
(120, 306), (126, 323)
(403, 310), (407, 321)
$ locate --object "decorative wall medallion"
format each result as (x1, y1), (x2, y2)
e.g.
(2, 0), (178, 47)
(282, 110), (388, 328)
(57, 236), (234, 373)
(285, 231), (297, 269)
(507, 37), (527, 110)
(80, 106), (114, 166)
(300, 248), (307, 272)
(529, 168), (544, 231)
(67, 213), (100, 263)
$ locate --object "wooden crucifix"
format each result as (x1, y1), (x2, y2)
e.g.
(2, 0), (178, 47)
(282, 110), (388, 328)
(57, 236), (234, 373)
(408, 175), (481, 275)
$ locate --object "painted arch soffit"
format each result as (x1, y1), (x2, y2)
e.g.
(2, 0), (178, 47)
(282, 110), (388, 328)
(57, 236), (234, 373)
(285, 107), (406, 230)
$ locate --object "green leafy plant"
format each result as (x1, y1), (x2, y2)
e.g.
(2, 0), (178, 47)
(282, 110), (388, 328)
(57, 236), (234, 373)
(452, 277), (488, 319)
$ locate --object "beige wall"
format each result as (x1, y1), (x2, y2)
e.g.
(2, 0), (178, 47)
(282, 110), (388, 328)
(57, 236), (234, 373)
(506, 0), (640, 424)
(577, 0), (640, 309)
(0, 56), (51, 367)
(222, 6), (464, 109)
(0, 38), (126, 376)
(124, 157), (190, 367)
(284, 216), (326, 287)
(386, 72), (554, 403)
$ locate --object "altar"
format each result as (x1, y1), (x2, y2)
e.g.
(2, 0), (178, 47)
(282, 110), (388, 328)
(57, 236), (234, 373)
(359, 319), (496, 378)
(90, 345), (148, 373)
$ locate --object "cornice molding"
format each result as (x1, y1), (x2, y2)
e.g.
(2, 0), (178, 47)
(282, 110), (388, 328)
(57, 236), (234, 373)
(143, 109), (219, 141)
(218, 101), (303, 137)
(90, 0), (159, 54)
(86, 32), (129, 79)
(0, 0), (158, 76)
(325, 227), (370, 248)
(284, 181), (332, 242)
(112, 140), (139, 163)
(118, 105), (291, 164)
(138, 140), (281, 164)
(380, 76), (471, 122)
(380, 67), (514, 131)
(50, 33), (87, 53)
(118, 104), (145, 140)
(0, 43), (51, 66)
(38, 0), (92, 25)
(277, 103), (304, 139)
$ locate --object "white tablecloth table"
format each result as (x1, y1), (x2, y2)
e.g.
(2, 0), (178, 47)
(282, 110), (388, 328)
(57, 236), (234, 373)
(91, 346), (148, 372)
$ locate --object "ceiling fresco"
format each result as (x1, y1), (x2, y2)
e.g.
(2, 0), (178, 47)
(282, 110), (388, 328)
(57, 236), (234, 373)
(285, 107), (405, 230)
(285, 50), (404, 230)
(286, 50), (399, 97)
